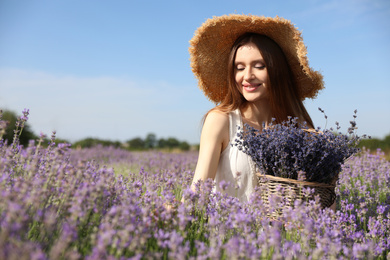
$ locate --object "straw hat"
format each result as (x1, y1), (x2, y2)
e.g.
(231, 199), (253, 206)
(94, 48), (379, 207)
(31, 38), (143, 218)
(189, 14), (324, 103)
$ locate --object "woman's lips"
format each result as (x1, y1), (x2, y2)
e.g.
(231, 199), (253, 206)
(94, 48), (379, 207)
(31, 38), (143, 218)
(243, 83), (261, 92)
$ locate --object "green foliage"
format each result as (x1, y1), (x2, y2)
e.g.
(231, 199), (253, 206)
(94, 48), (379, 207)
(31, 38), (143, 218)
(127, 134), (192, 151)
(144, 133), (158, 149)
(165, 138), (180, 149)
(0, 109), (37, 146)
(70, 134), (193, 152)
(358, 134), (390, 151)
(0, 109), (194, 152)
(126, 137), (145, 150)
(179, 141), (190, 151)
(73, 137), (122, 149)
(358, 134), (390, 160)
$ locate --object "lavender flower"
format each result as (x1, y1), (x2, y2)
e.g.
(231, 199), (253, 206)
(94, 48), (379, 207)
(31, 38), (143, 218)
(234, 113), (364, 184)
(0, 108), (389, 258)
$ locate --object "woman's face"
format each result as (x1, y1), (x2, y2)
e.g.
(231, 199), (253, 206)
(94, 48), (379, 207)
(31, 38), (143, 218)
(234, 42), (269, 103)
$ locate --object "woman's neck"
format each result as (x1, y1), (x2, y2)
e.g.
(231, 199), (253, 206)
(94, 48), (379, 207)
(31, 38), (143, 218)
(240, 101), (272, 130)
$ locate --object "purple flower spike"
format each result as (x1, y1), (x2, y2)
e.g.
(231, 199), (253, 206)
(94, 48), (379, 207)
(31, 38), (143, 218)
(1, 108), (389, 258)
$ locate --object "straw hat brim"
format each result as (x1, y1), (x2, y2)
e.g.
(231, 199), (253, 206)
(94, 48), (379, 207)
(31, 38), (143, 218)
(189, 14), (324, 103)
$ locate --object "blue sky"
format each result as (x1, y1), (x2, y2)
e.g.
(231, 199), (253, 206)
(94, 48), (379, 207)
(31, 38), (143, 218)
(0, 0), (389, 144)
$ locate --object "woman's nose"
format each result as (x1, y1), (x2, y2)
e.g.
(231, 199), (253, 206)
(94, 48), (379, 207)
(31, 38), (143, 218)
(244, 68), (254, 81)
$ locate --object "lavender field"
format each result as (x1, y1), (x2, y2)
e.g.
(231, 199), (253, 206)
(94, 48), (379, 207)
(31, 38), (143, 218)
(1, 118), (390, 259)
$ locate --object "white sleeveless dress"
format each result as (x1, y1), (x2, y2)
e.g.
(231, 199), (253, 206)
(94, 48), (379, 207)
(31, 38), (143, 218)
(213, 109), (257, 203)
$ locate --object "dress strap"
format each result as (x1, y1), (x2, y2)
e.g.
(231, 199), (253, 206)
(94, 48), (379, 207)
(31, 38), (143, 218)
(229, 109), (242, 141)
(231, 109), (257, 175)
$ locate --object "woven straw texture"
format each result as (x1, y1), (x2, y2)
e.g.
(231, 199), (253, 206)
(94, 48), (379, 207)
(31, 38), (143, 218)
(189, 14), (324, 103)
(256, 173), (336, 218)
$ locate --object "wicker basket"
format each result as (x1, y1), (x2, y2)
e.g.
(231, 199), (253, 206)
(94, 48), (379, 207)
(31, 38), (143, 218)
(256, 173), (336, 218)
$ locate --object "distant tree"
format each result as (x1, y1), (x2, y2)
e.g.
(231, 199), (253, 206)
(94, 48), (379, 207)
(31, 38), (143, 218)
(0, 109), (37, 146)
(100, 139), (121, 148)
(157, 138), (167, 149)
(127, 137), (145, 150)
(73, 137), (121, 148)
(144, 133), (157, 149)
(166, 137), (180, 149)
(358, 134), (390, 151)
(127, 134), (193, 151)
(157, 137), (192, 151)
(385, 135), (390, 146)
(179, 141), (190, 151)
(73, 138), (96, 148)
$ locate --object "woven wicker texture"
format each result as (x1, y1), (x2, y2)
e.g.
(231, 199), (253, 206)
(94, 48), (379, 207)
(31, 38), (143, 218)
(257, 173), (336, 218)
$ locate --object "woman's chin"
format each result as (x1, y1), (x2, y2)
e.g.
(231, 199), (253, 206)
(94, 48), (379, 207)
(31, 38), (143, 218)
(243, 94), (269, 103)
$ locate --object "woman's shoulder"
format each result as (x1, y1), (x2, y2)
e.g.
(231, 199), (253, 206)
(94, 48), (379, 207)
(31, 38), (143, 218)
(202, 109), (230, 137)
(202, 109), (230, 150)
(205, 109), (230, 126)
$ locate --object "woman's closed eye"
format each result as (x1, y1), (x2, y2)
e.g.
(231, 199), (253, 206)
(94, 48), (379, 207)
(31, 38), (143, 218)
(235, 64), (265, 71)
(236, 65), (245, 71)
(254, 62), (266, 69)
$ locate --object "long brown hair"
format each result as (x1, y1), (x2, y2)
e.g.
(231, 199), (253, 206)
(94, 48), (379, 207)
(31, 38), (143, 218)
(209, 33), (314, 128)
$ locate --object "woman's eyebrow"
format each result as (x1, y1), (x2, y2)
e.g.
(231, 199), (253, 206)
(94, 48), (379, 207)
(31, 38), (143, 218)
(252, 59), (265, 63)
(234, 59), (265, 64)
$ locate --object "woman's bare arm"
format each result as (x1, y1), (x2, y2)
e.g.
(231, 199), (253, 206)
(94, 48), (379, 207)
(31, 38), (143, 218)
(190, 111), (229, 191)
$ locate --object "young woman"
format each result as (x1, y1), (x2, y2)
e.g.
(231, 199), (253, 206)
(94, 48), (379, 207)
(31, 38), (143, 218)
(188, 14), (327, 204)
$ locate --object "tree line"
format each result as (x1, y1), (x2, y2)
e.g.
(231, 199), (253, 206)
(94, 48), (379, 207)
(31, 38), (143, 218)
(0, 109), (195, 151)
(358, 135), (390, 153)
(72, 133), (193, 151)
(2, 108), (390, 154)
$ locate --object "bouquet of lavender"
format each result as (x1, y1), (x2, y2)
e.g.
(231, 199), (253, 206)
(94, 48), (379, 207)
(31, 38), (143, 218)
(234, 109), (365, 184)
